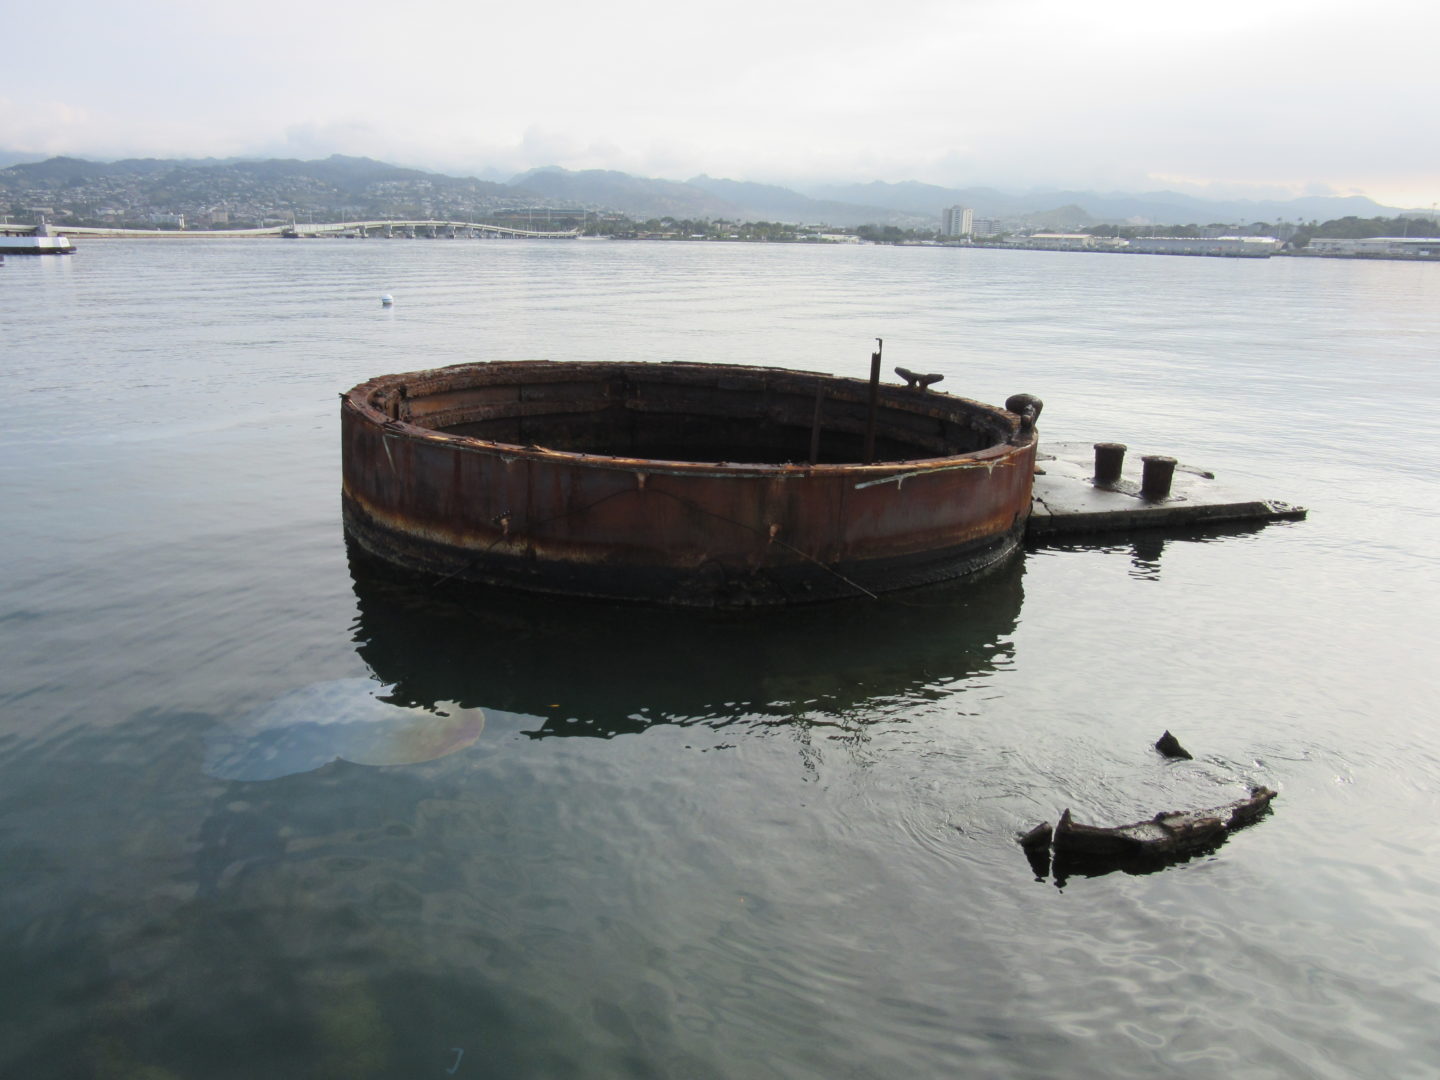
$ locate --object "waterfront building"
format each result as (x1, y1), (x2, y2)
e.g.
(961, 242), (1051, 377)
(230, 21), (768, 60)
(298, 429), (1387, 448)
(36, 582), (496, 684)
(1127, 236), (1281, 257)
(1017, 233), (1095, 250)
(1306, 236), (1440, 258)
(941, 206), (974, 237)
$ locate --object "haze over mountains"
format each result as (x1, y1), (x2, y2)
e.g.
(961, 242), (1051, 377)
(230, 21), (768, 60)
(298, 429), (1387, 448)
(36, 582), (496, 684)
(0, 153), (1410, 229)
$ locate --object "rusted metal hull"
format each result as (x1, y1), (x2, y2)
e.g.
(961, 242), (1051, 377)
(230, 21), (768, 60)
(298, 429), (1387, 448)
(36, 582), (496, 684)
(341, 361), (1038, 606)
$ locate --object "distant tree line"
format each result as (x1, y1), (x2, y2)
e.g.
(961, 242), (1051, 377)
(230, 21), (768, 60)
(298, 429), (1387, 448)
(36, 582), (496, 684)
(1082, 215), (1440, 248)
(577, 213), (1440, 248)
(1289, 215), (1440, 247)
(577, 217), (936, 243)
(1083, 222), (1279, 239)
(855, 224), (927, 243)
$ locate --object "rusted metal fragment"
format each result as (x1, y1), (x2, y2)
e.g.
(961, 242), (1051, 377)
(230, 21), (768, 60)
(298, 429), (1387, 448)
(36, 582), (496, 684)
(341, 360), (1039, 606)
(1050, 786), (1277, 863)
(1018, 821), (1053, 850)
(1155, 730), (1193, 760)
(1017, 821), (1054, 880)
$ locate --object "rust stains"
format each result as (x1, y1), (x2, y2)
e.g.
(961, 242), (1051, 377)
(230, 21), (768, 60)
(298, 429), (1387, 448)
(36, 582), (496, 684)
(341, 361), (1039, 605)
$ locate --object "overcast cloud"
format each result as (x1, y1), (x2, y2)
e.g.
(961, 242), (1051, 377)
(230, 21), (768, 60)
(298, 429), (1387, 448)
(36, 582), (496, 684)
(3, 0), (1436, 206)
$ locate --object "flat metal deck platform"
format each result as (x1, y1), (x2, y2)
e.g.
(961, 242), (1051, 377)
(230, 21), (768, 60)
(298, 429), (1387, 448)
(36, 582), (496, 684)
(1027, 441), (1307, 538)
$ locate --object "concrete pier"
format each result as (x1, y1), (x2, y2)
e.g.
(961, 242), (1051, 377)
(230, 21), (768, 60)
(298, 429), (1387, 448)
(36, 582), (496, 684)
(1027, 441), (1306, 537)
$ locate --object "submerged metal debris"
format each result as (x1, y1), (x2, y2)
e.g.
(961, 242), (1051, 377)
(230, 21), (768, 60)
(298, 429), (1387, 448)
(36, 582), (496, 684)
(1019, 728), (1277, 883)
(1052, 787), (1277, 859)
(1019, 787), (1278, 883)
(1155, 730), (1193, 759)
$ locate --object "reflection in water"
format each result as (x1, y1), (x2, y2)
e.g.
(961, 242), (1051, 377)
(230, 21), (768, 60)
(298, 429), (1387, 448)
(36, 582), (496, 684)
(345, 539), (1027, 740)
(1026, 518), (1276, 582)
(1129, 533), (1168, 580)
(0, 553), (1031, 1074)
(29, 550), (1025, 1075)
(1049, 845), (1219, 888)
(0, 707), (607, 1078)
(204, 677), (487, 781)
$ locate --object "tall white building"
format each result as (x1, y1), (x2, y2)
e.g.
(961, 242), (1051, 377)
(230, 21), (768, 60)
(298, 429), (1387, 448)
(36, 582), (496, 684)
(941, 206), (974, 237)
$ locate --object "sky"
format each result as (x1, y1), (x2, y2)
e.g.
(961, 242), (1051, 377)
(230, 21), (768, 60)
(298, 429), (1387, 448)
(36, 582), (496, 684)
(3, 0), (1437, 207)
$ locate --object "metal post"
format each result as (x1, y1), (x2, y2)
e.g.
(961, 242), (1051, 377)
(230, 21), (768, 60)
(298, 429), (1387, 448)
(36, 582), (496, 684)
(1093, 442), (1127, 486)
(863, 338), (883, 465)
(808, 383), (825, 464)
(1141, 455), (1177, 500)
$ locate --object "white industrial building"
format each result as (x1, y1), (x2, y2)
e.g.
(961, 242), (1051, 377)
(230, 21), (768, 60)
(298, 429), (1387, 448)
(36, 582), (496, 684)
(1126, 236), (1281, 257)
(1306, 237), (1440, 258)
(1015, 233), (1095, 250)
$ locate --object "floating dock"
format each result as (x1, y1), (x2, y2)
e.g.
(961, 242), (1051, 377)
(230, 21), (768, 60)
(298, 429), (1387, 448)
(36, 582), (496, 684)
(1027, 441), (1306, 537)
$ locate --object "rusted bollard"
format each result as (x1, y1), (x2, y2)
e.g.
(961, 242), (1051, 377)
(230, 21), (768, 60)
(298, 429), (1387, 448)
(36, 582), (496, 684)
(1141, 455), (1178, 500)
(1093, 442), (1127, 486)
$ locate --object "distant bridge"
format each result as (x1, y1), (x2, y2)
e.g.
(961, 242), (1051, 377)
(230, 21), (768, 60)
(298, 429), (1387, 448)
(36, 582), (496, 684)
(0, 219), (579, 240)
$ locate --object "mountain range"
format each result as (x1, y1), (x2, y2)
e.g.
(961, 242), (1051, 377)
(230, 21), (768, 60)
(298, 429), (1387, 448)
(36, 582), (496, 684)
(508, 166), (1405, 226)
(0, 152), (1410, 228)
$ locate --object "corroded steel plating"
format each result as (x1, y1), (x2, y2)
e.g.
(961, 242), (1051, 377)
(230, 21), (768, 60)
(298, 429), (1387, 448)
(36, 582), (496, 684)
(341, 361), (1039, 605)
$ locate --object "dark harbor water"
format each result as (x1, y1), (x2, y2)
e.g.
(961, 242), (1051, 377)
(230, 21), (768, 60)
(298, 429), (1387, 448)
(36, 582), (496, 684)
(3, 239), (1438, 1079)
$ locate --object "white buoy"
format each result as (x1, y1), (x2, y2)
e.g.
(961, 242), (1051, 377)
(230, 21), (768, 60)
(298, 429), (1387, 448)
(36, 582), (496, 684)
(380, 293), (394, 306)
